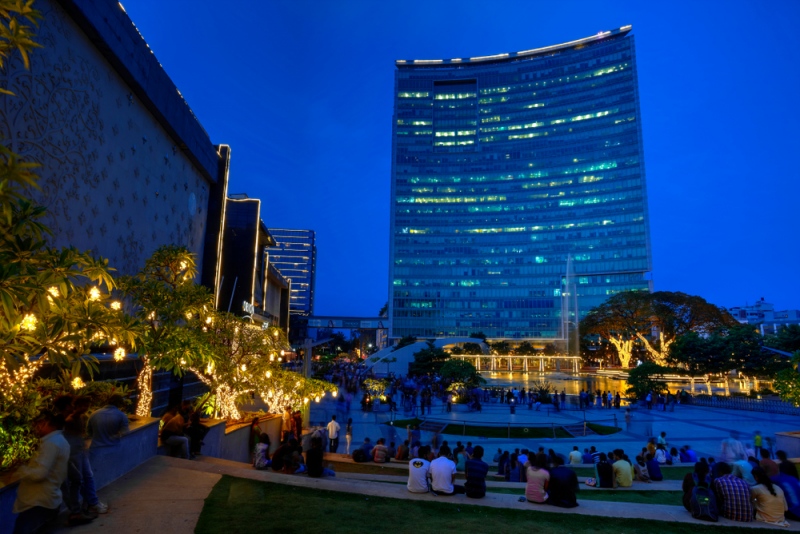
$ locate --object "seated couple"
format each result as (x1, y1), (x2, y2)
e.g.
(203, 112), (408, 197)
(408, 445), (489, 498)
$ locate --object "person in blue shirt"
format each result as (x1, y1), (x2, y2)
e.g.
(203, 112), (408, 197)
(771, 472), (800, 520)
(646, 452), (663, 481)
(465, 446), (489, 498)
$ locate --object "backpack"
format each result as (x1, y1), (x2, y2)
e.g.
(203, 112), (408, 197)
(352, 449), (368, 463)
(690, 485), (718, 522)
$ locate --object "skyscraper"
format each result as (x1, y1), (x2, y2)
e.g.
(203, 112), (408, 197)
(389, 26), (652, 340)
(268, 229), (317, 316)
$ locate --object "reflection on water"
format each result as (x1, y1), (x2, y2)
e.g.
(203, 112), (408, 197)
(481, 372), (740, 396)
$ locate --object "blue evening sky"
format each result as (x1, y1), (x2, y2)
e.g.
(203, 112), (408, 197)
(122, 0), (800, 317)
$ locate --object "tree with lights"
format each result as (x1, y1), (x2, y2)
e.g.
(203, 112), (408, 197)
(774, 352), (800, 406)
(190, 312), (335, 420)
(0, 0), (138, 468)
(118, 246), (214, 417)
(581, 291), (737, 367)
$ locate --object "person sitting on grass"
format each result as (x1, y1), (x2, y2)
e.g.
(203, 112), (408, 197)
(506, 453), (522, 482)
(359, 437), (374, 459)
(777, 450), (799, 480)
(760, 449), (780, 478)
(492, 448), (502, 463)
(732, 452), (757, 486)
(160, 405), (191, 459)
(646, 452), (663, 481)
(395, 440), (410, 461)
(713, 461), (753, 522)
(430, 445), (464, 496)
(270, 438), (295, 472)
(407, 445), (434, 494)
(253, 433), (271, 470)
(525, 454), (550, 503)
(750, 466), (788, 526)
(568, 446), (582, 465)
(593, 452), (614, 488)
(289, 442), (306, 474)
(612, 450), (633, 488)
(634, 455), (651, 482)
(497, 450), (509, 476)
(306, 437), (335, 477)
(547, 456), (579, 508)
(682, 460), (711, 511)
(464, 446), (489, 499)
(770, 469), (800, 520)
(372, 438), (389, 463)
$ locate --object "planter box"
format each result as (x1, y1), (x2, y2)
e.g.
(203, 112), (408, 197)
(1, 416), (159, 534)
(776, 432), (800, 459)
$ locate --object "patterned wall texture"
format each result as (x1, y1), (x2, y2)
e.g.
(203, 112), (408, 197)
(0, 0), (213, 275)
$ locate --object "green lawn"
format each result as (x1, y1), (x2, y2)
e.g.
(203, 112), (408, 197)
(485, 486), (683, 506)
(196, 476), (775, 534)
(387, 418), (574, 439)
(568, 466), (692, 481)
(586, 422), (622, 435)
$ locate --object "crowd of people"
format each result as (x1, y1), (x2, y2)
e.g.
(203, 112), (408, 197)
(677, 434), (798, 526)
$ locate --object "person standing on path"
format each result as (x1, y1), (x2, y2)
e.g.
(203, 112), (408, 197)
(13, 411), (70, 534)
(326, 415), (340, 454)
(64, 396), (105, 521)
(344, 418), (353, 456)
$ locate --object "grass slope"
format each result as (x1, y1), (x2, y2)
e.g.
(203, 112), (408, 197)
(387, 418), (613, 439)
(196, 475), (773, 534)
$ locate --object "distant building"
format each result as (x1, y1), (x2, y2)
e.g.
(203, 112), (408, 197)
(389, 26), (652, 340)
(218, 195), (290, 331)
(268, 229), (317, 316)
(729, 298), (800, 335)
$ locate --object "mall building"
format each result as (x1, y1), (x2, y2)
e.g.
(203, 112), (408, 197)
(389, 26), (653, 341)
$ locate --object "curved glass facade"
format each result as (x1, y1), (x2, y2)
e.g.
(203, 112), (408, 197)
(389, 27), (652, 340)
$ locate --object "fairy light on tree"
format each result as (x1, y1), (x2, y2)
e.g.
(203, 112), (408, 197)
(119, 246), (214, 417)
(190, 314), (335, 420)
(0, 0), (140, 469)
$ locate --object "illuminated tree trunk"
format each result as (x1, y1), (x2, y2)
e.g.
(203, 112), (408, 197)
(690, 376), (695, 394)
(636, 331), (674, 366)
(608, 336), (634, 368)
(704, 374), (713, 395)
(724, 375), (730, 397)
(215, 384), (241, 420)
(753, 376), (760, 393)
(136, 358), (153, 417)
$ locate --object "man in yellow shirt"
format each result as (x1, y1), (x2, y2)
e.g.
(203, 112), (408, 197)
(612, 449), (633, 488)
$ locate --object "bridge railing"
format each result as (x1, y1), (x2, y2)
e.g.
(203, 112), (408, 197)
(688, 395), (800, 416)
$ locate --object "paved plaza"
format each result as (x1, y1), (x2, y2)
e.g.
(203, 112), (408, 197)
(309, 394), (800, 462)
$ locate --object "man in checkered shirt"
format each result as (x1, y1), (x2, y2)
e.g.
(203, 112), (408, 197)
(713, 462), (753, 522)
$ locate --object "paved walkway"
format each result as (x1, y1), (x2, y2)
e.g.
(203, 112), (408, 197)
(312, 395), (800, 461)
(54, 455), (798, 532)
